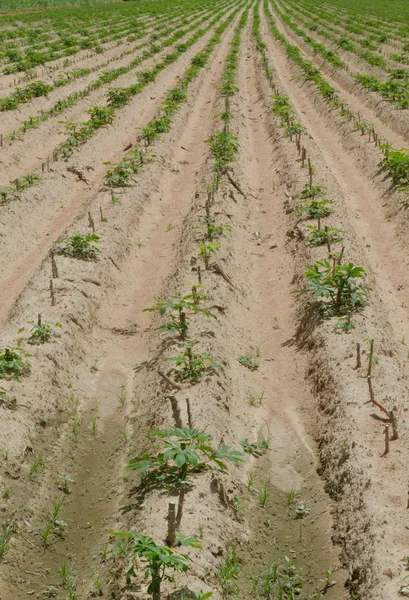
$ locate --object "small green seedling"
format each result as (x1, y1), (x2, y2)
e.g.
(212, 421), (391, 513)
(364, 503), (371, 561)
(107, 533), (199, 597)
(240, 438), (269, 457)
(19, 320), (62, 344)
(0, 347), (31, 380)
(144, 294), (216, 339)
(164, 344), (222, 382)
(237, 353), (259, 370)
(57, 233), (100, 260)
(196, 242), (221, 268)
(258, 484), (269, 507)
(306, 225), (344, 246)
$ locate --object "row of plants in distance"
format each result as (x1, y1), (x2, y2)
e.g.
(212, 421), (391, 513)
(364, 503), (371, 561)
(0, 1), (220, 112)
(265, 0), (409, 195)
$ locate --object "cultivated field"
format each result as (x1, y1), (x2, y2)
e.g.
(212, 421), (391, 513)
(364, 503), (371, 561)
(0, 0), (409, 599)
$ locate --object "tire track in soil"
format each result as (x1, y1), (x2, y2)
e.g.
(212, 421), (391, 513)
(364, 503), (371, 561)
(230, 20), (345, 597)
(0, 15), (241, 600)
(269, 3), (409, 146)
(0, 6), (238, 330)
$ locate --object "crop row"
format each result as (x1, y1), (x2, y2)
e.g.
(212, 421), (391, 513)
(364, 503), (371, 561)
(264, 0), (409, 192)
(277, 0), (409, 106)
(0, 2), (219, 113)
(271, 0), (409, 110)
(0, 6), (252, 599)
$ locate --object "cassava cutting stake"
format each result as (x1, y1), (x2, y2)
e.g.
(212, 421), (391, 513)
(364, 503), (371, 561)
(38, 314), (42, 327)
(186, 398), (193, 429)
(176, 483), (185, 529)
(51, 253), (58, 278)
(166, 502), (177, 546)
(383, 425), (390, 456)
(50, 279), (55, 306)
(308, 158), (313, 188)
(356, 342), (361, 369)
(168, 396), (182, 428)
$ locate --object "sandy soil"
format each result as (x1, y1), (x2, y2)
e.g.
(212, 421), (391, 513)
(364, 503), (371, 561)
(1, 1), (409, 599)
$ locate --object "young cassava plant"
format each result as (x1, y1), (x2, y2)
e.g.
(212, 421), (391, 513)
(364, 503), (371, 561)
(144, 294), (216, 339)
(164, 344), (223, 382)
(107, 533), (200, 600)
(295, 260), (370, 315)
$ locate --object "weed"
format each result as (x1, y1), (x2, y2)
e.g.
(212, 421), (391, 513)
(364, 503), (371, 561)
(246, 471), (255, 490)
(0, 521), (14, 558)
(237, 353), (259, 370)
(0, 347), (31, 380)
(72, 418), (80, 442)
(91, 417), (98, 435)
(164, 344), (223, 382)
(217, 542), (240, 599)
(93, 573), (103, 596)
(57, 233), (100, 260)
(29, 456), (45, 477)
(286, 488), (298, 506)
(117, 425), (129, 445)
(0, 446), (9, 460)
(248, 390), (265, 407)
(2, 489), (10, 499)
(258, 484), (269, 507)
(40, 520), (53, 547)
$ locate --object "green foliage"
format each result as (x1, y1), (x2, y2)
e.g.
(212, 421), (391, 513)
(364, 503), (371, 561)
(217, 543), (240, 599)
(240, 438), (269, 457)
(237, 353), (259, 370)
(0, 521), (14, 559)
(128, 428), (244, 487)
(306, 225), (344, 246)
(107, 533), (197, 596)
(379, 148), (409, 188)
(196, 242), (221, 267)
(19, 321), (62, 344)
(251, 556), (304, 599)
(297, 198), (333, 219)
(0, 347), (31, 381)
(57, 233), (100, 260)
(194, 218), (231, 241)
(296, 260), (370, 315)
(164, 344), (223, 382)
(206, 131), (239, 182)
(144, 293), (216, 339)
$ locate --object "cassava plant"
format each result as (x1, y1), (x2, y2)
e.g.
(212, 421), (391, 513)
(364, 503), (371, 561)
(107, 533), (200, 600)
(306, 225), (344, 246)
(19, 320), (62, 344)
(0, 347), (31, 381)
(197, 242), (220, 269)
(57, 233), (100, 260)
(164, 344), (223, 382)
(295, 260), (370, 315)
(128, 428), (243, 490)
(193, 218), (231, 241)
(144, 294), (216, 339)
